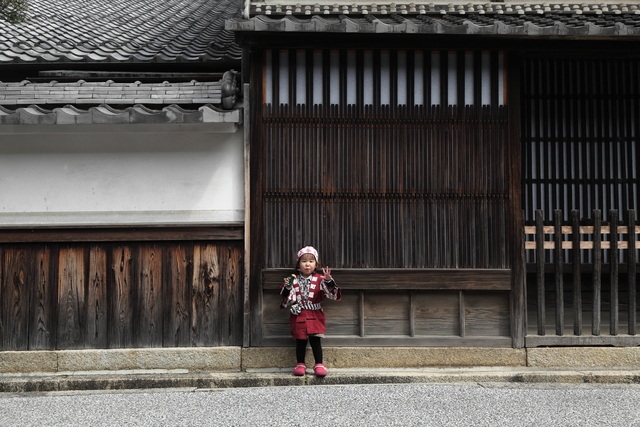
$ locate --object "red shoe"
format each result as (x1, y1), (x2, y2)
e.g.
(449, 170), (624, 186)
(293, 363), (306, 376)
(313, 364), (328, 377)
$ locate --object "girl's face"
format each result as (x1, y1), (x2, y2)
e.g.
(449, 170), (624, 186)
(298, 253), (317, 276)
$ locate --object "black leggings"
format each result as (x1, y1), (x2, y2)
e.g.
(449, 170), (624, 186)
(296, 337), (323, 364)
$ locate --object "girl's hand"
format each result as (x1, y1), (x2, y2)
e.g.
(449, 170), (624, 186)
(322, 266), (332, 281)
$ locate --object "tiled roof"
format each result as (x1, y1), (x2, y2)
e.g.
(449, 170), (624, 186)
(0, 80), (222, 106)
(227, 2), (640, 36)
(0, 104), (241, 126)
(0, 0), (243, 64)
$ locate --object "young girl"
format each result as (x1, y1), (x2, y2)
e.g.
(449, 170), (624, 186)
(280, 246), (341, 377)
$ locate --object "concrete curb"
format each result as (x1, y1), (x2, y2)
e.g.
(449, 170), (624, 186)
(3, 368), (640, 393)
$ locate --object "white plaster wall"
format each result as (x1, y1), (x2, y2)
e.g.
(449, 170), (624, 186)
(0, 125), (244, 226)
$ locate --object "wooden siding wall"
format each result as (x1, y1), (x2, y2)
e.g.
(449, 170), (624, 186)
(522, 57), (640, 224)
(263, 103), (510, 269)
(251, 47), (517, 346)
(0, 240), (243, 351)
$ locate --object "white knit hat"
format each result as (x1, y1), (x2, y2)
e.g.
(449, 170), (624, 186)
(296, 246), (319, 261)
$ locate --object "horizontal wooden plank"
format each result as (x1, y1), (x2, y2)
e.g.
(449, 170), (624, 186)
(263, 268), (511, 290)
(0, 225), (243, 243)
(524, 225), (640, 235)
(524, 241), (640, 250)
(526, 335), (640, 347)
(526, 263), (639, 274)
(259, 336), (512, 347)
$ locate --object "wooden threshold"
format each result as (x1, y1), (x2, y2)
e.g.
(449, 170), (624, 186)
(263, 268), (512, 291)
(0, 224), (243, 243)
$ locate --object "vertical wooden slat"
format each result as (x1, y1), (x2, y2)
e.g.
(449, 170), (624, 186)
(251, 49), (266, 346)
(572, 210), (583, 335)
(592, 209), (602, 336)
(554, 209), (564, 335)
(535, 210), (546, 335)
(359, 290), (365, 337)
(192, 244), (220, 346)
(409, 291), (415, 337)
(2, 246), (30, 350)
(109, 245), (133, 348)
(507, 53), (525, 348)
(459, 290), (466, 338)
(219, 244), (243, 346)
(29, 245), (57, 350)
(86, 245), (108, 349)
(610, 210), (619, 335)
(163, 243), (192, 347)
(57, 246), (85, 349)
(440, 51), (448, 107)
(137, 244), (163, 347)
(456, 51), (465, 108)
(627, 210), (637, 335)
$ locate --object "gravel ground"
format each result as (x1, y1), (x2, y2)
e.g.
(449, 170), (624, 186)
(2, 383), (640, 426)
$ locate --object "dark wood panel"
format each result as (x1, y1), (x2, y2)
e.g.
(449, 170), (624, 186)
(56, 246), (85, 349)
(263, 268), (511, 290)
(136, 244), (163, 348)
(163, 244), (192, 347)
(0, 239), (245, 350)
(218, 244), (243, 345)
(191, 244), (220, 346)
(0, 226), (243, 243)
(86, 246), (108, 349)
(108, 245), (134, 348)
(2, 246), (30, 350)
(29, 245), (57, 350)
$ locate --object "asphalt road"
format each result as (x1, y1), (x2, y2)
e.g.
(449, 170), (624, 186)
(2, 382), (640, 426)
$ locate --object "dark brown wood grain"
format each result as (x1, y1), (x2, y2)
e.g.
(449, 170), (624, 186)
(219, 244), (243, 346)
(137, 244), (163, 348)
(163, 244), (192, 347)
(0, 238), (244, 350)
(109, 245), (134, 348)
(191, 244), (220, 346)
(86, 246), (108, 348)
(57, 246), (85, 349)
(2, 246), (30, 350)
(29, 245), (57, 350)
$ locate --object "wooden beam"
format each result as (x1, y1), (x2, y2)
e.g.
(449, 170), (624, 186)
(263, 268), (512, 290)
(0, 226), (243, 243)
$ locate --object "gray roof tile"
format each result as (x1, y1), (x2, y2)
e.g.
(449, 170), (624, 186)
(228, 2), (640, 37)
(0, 103), (240, 125)
(0, 0), (243, 64)
(0, 80), (225, 106)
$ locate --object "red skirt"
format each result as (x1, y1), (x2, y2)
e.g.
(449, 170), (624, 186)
(289, 309), (326, 339)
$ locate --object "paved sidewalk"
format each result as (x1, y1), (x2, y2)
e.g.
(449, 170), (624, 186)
(3, 366), (640, 393)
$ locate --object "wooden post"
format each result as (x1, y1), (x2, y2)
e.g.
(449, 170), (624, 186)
(593, 209), (602, 336)
(628, 210), (637, 335)
(554, 209), (564, 335)
(536, 210), (545, 335)
(610, 210), (619, 336)
(571, 210), (582, 336)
